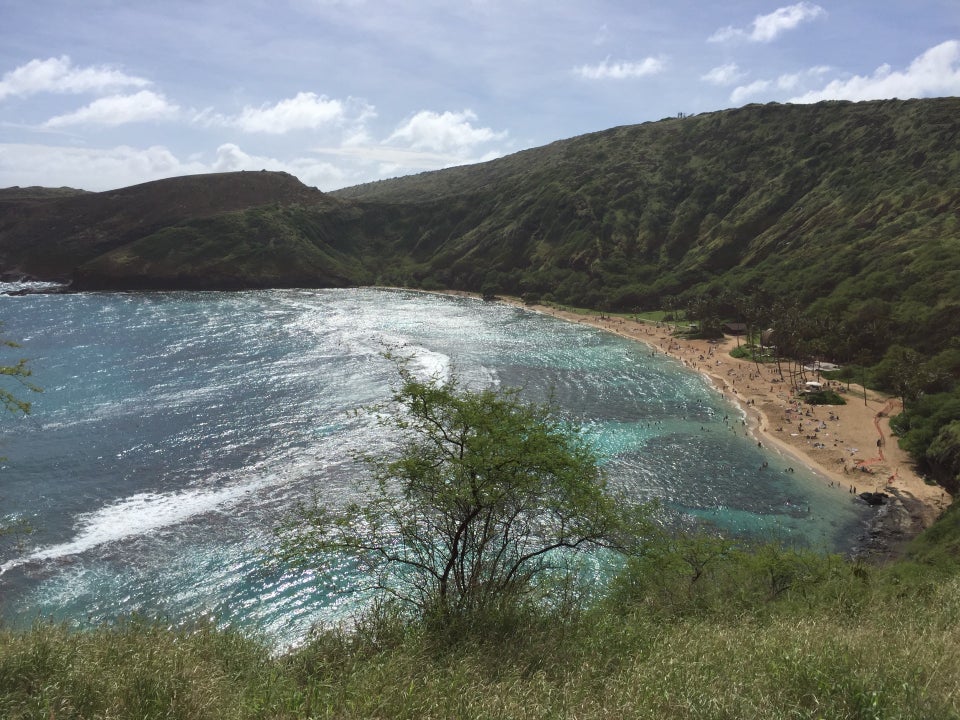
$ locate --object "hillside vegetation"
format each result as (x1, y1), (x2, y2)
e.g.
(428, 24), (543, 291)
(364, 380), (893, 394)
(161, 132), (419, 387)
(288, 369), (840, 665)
(2, 97), (960, 485)
(335, 98), (959, 317)
(0, 170), (351, 283)
(3, 98), (957, 312)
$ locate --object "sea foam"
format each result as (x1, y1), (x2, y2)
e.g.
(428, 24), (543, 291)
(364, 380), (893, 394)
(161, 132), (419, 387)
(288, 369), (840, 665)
(1, 478), (270, 575)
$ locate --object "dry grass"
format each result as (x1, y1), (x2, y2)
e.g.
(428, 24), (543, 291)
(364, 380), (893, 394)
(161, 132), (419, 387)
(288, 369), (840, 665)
(2, 560), (958, 719)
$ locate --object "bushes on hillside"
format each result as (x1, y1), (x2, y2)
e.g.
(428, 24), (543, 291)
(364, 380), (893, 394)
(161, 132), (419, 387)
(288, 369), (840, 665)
(891, 391), (960, 492)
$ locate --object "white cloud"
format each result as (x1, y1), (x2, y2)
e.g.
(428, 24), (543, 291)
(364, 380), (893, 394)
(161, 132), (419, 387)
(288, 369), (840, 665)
(0, 141), (348, 192)
(709, 2), (825, 43)
(728, 41), (960, 106)
(385, 109), (506, 154)
(789, 40), (960, 103)
(0, 143), (202, 190)
(233, 92), (344, 133)
(774, 66), (827, 91)
(701, 63), (745, 86)
(200, 92), (377, 135)
(708, 27), (739, 43)
(311, 109), (508, 176)
(777, 73), (802, 91)
(321, 144), (504, 179)
(341, 126), (374, 148)
(215, 92), (346, 134)
(575, 56), (665, 80)
(0, 104), (506, 193)
(0, 56), (150, 101)
(729, 66), (833, 104)
(212, 143), (345, 187)
(751, 2), (826, 42)
(730, 79), (771, 104)
(313, 143), (480, 170)
(43, 91), (180, 127)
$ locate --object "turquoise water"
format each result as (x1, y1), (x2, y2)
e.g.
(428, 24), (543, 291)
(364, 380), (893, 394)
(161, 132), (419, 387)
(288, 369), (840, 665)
(0, 288), (866, 646)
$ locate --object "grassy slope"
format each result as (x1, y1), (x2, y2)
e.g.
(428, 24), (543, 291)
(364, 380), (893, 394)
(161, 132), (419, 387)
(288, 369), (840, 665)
(5, 507), (960, 718)
(2, 547), (958, 719)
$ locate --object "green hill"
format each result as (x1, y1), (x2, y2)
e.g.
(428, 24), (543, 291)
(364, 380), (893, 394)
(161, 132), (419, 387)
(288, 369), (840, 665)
(333, 98), (959, 321)
(3, 98), (958, 316)
(0, 170), (359, 286)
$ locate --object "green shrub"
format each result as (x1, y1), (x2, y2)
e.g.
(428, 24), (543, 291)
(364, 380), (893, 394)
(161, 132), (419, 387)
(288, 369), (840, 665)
(804, 390), (847, 405)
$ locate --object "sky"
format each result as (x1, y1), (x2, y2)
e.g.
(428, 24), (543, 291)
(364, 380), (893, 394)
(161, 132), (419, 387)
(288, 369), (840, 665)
(1, 0), (958, 192)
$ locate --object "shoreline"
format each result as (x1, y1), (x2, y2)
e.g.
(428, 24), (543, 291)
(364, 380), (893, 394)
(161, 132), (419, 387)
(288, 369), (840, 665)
(433, 289), (952, 559)
(9, 283), (952, 559)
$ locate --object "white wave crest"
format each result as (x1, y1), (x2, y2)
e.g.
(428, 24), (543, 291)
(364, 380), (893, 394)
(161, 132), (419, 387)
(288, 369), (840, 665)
(337, 327), (452, 383)
(409, 346), (450, 381)
(0, 479), (270, 575)
(0, 280), (68, 294)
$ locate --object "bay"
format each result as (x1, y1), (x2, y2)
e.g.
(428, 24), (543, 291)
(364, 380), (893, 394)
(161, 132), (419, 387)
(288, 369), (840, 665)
(0, 288), (866, 646)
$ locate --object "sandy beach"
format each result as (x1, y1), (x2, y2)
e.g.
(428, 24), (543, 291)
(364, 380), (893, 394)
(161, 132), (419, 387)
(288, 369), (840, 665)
(421, 288), (953, 556)
(514, 300), (953, 554)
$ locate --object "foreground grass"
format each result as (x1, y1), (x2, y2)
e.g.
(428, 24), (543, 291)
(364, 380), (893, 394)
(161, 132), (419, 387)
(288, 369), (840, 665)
(285, 594), (960, 719)
(3, 555), (959, 720)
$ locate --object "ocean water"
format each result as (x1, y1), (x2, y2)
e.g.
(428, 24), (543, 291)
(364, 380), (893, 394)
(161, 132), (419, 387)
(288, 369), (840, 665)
(0, 288), (866, 646)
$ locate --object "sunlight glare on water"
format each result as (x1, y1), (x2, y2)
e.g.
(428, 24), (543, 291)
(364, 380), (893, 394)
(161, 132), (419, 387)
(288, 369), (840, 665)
(0, 288), (867, 646)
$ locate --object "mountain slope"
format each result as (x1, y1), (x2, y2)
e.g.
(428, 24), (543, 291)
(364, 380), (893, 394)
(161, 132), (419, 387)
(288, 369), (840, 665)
(332, 98), (960, 314)
(2, 98), (958, 318)
(0, 170), (358, 286)
(73, 203), (371, 290)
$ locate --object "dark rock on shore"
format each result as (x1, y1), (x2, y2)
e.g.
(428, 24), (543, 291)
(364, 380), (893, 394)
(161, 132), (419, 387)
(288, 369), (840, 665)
(852, 488), (929, 562)
(859, 492), (889, 506)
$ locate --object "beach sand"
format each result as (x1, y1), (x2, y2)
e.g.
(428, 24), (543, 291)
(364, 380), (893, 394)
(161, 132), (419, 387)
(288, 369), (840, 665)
(483, 295), (952, 558)
(421, 288), (952, 558)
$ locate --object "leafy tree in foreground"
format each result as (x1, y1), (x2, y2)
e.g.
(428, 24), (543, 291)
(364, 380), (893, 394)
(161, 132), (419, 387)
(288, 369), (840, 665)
(1, 329), (40, 553)
(1, 334), (39, 416)
(278, 364), (651, 624)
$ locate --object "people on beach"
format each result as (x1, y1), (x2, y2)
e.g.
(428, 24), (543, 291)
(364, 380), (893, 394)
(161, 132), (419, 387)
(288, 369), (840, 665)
(515, 296), (949, 529)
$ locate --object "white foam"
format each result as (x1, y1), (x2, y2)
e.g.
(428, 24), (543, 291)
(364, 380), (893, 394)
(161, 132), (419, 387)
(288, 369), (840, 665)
(294, 295), (453, 381)
(0, 280), (67, 294)
(409, 346), (450, 381)
(0, 478), (271, 575)
(332, 326), (452, 383)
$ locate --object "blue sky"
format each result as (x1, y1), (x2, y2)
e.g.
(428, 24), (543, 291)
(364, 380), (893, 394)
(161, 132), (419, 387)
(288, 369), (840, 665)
(1, 1), (958, 191)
